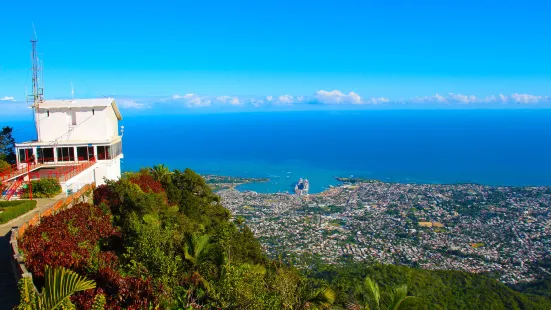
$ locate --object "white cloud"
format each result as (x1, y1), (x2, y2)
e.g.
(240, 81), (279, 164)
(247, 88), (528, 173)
(119, 100), (146, 109)
(172, 93), (211, 107)
(510, 93), (548, 104)
(215, 96), (242, 105)
(1, 96), (15, 101)
(448, 93), (477, 104)
(364, 97), (390, 104)
(314, 90), (362, 104)
(265, 96), (274, 102)
(277, 95), (294, 104)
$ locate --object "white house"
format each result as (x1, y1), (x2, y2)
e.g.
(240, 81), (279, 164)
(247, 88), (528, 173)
(14, 98), (124, 192)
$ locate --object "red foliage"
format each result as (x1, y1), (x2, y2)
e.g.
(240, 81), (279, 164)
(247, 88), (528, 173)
(93, 184), (120, 206)
(21, 203), (118, 278)
(21, 203), (159, 309)
(128, 172), (164, 194)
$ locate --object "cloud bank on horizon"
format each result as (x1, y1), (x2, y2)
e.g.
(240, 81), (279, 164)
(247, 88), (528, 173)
(1, 90), (550, 115)
(120, 90), (551, 109)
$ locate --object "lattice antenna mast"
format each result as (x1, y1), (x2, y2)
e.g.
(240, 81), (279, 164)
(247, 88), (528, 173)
(29, 26), (44, 142)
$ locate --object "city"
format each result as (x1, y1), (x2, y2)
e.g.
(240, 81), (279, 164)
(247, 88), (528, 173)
(217, 180), (551, 284)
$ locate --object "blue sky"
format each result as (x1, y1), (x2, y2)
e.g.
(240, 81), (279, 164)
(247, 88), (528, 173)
(1, 0), (550, 114)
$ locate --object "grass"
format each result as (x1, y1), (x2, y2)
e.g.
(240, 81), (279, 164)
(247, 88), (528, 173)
(0, 200), (38, 224)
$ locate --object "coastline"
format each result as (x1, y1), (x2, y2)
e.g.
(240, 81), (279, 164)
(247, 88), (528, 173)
(205, 173), (551, 196)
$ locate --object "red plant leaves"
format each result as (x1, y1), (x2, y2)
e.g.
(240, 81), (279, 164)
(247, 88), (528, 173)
(20, 202), (158, 309)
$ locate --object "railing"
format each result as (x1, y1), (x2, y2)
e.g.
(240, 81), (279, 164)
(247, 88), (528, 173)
(3, 176), (24, 201)
(0, 163), (41, 184)
(28, 158), (97, 182)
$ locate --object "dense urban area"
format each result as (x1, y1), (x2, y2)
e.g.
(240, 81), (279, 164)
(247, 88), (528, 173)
(217, 179), (551, 284)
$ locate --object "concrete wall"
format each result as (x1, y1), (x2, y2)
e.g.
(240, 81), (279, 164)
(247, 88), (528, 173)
(37, 106), (118, 142)
(63, 156), (122, 193)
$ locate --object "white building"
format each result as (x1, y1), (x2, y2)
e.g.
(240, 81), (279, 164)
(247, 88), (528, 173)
(14, 98), (124, 192)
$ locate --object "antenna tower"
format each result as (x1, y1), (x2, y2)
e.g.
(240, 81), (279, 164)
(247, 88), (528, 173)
(28, 31), (44, 141)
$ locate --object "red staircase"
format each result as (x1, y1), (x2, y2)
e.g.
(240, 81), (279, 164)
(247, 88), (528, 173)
(2, 176), (24, 201)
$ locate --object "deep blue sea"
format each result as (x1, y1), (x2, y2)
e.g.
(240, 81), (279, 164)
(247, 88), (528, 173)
(5, 110), (551, 193)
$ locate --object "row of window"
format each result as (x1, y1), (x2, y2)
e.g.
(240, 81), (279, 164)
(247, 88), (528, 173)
(18, 143), (122, 163)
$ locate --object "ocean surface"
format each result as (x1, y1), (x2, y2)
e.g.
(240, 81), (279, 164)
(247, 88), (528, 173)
(5, 109), (551, 193)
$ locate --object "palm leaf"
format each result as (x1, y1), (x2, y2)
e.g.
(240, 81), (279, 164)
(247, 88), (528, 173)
(40, 265), (96, 310)
(307, 286), (335, 308)
(364, 277), (381, 309)
(386, 284), (417, 310)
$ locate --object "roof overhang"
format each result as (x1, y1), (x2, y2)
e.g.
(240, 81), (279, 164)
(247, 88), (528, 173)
(16, 136), (122, 148)
(36, 98), (123, 120)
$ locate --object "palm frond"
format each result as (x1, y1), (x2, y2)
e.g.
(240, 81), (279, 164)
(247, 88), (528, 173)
(364, 277), (381, 309)
(40, 265), (96, 310)
(307, 286), (335, 308)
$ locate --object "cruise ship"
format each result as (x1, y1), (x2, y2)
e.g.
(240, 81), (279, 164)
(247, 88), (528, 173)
(294, 178), (310, 195)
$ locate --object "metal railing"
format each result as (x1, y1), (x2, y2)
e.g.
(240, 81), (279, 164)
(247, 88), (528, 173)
(29, 157), (97, 182)
(3, 176), (24, 201)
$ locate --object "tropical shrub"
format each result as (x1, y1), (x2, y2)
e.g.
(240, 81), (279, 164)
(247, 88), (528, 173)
(21, 178), (62, 198)
(16, 265), (101, 310)
(128, 171), (164, 193)
(0, 159), (10, 172)
(0, 200), (37, 223)
(20, 203), (158, 309)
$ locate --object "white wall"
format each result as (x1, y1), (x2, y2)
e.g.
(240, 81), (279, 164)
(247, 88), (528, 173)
(62, 157), (121, 193)
(37, 107), (117, 142)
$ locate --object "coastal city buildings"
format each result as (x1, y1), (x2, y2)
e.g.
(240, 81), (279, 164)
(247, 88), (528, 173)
(218, 181), (551, 284)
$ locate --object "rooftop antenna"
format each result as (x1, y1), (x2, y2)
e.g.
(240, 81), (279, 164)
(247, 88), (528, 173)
(28, 23), (44, 142)
(71, 82), (74, 100)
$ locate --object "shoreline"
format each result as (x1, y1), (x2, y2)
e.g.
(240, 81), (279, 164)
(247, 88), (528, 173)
(203, 173), (551, 196)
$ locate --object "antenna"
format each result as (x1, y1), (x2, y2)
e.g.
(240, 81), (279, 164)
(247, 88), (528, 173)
(28, 25), (44, 142)
(71, 82), (74, 99)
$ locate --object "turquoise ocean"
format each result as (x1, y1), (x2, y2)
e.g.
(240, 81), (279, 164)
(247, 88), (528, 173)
(6, 109), (551, 194)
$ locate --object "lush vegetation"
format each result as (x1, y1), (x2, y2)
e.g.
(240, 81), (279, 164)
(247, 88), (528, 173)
(0, 200), (37, 224)
(21, 178), (62, 198)
(19, 166), (551, 309)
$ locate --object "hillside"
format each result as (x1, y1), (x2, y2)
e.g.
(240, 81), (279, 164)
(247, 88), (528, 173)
(18, 166), (551, 309)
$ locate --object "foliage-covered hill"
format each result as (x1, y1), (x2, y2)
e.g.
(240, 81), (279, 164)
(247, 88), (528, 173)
(19, 166), (551, 309)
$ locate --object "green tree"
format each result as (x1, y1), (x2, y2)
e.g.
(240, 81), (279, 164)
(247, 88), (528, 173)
(0, 126), (16, 164)
(149, 164), (172, 183)
(17, 266), (103, 310)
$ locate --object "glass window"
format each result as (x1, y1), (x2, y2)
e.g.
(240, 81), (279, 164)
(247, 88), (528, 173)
(77, 146), (95, 161)
(37, 148), (54, 163)
(18, 148), (34, 163)
(97, 145), (112, 160)
(57, 147), (75, 162)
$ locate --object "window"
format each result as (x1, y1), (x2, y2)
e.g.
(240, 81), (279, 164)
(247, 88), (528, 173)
(97, 142), (122, 160)
(77, 146), (95, 161)
(97, 145), (111, 160)
(18, 148), (34, 163)
(57, 147), (75, 162)
(37, 148), (54, 163)
(67, 111), (77, 126)
(47, 111), (50, 117)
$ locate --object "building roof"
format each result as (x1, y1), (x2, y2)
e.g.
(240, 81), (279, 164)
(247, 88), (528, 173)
(16, 136), (122, 147)
(38, 98), (122, 120)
